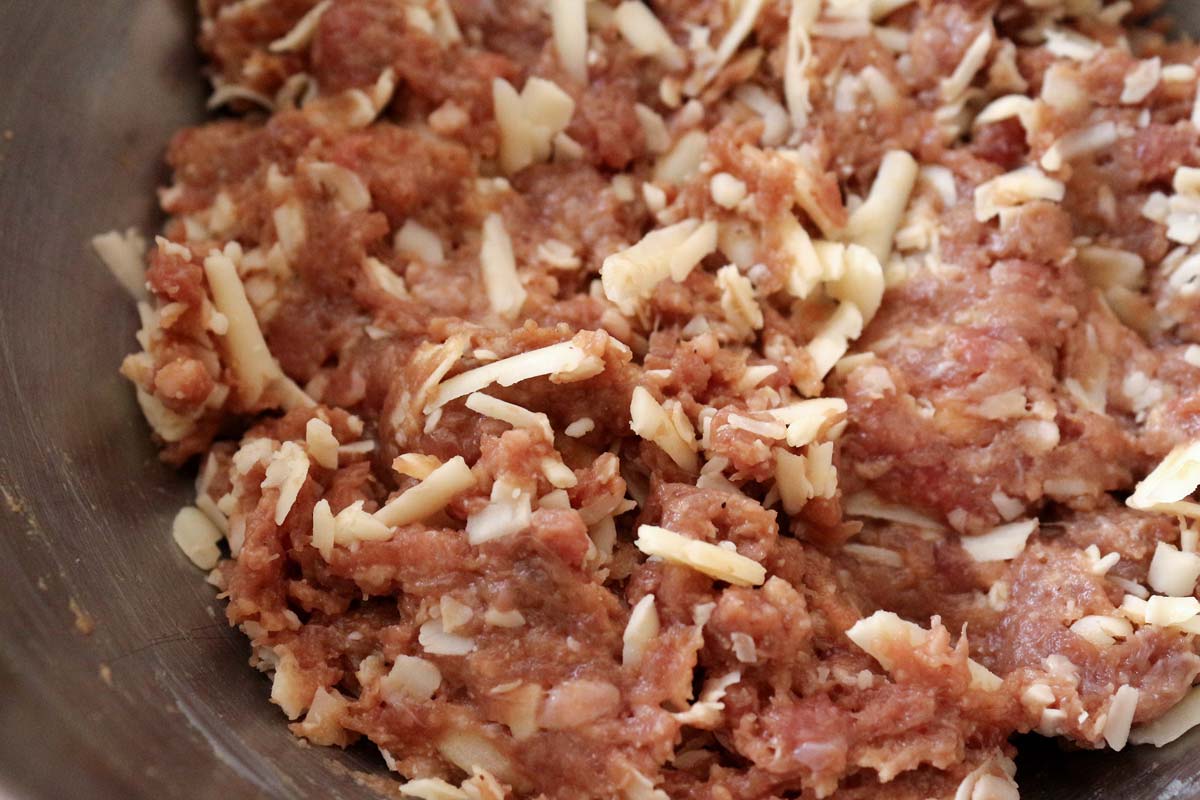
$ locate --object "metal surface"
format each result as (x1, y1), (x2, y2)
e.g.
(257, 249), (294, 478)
(0, 2), (1197, 798)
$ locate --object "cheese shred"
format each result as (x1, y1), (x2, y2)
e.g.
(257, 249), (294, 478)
(374, 456), (477, 528)
(635, 525), (766, 586)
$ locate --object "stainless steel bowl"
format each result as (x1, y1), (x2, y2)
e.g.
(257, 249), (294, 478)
(1, 3), (1198, 798)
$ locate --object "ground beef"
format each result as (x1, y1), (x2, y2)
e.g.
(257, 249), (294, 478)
(114, 1), (1200, 798)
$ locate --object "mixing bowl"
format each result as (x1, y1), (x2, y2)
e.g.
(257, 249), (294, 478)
(1, 2), (1197, 798)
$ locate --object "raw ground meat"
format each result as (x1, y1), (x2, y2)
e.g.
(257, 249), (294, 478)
(107, 0), (1200, 798)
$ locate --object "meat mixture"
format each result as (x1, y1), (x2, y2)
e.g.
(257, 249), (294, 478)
(98, 0), (1200, 797)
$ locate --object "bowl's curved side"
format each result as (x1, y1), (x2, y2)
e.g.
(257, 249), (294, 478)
(0, 2), (1199, 799)
(0, 3), (385, 799)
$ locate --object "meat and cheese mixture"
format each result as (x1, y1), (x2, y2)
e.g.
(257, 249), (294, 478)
(96, 0), (1200, 797)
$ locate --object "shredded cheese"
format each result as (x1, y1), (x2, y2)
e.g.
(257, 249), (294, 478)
(826, 0), (915, 21)
(493, 77), (576, 174)
(393, 453), (442, 481)
(974, 94), (1038, 130)
(204, 248), (309, 408)
(1085, 545), (1121, 576)
(634, 104), (671, 154)
(419, 619), (476, 656)
(426, 337), (606, 413)
(1127, 440), (1200, 518)
(629, 387), (699, 472)
(1044, 28), (1101, 62)
(687, 0), (766, 94)
(364, 257), (409, 300)
(784, 0), (821, 130)
(437, 730), (517, 788)
(268, 0), (331, 53)
(172, 506), (223, 569)
(293, 687), (349, 747)
(806, 441), (837, 499)
(207, 81), (274, 112)
(622, 594), (660, 668)
(493, 682), (543, 739)
(312, 499), (335, 560)
(672, 671), (741, 728)
(613, 2), (685, 70)
(269, 653), (311, 720)
(272, 200), (305, 262)
(807, 302), (864, 380)
(847, 611), (1002, 692)
(479, 214), (527, 320)
(399, 779), (467, 800)
(716, 265), (763, 339)
(374, 456), (476, 528)
(843, 492), (942, 529)
(731, 632), (757, 663)
(940, 26), (994, 102)
(737, 85), (790, 146)
(953, 755), (1020, 800)
(710, 173), (747, 209)
(726, 413), (785, 439)
(382, 654), (443, 703)
(1103, 685), (1139, 751)
(261, 442), (310, 524)
(303, 161), (371, 213)
(1040, 122), (1118, 172)
(1144, 595), (1200, 628)
(466, 477), (533, 545)
(331, 501), (391, 543)
(843, 543), (904, 567)
(136, 388), (195, 442)
(305, 418), (339, 469)
(778, 214), (824, 299)
(428, 0), (461, 44)
(1122, 57), (1162, 104)
(340, 66), (398, 128)
(1069, 615), (1133, 648)
(395, 220), (445, 266)
(312, 499), (393, 557)
(774, 448), (813, 514)
(550, 0), (588, 83)
(653, 130), (708, 184)
(541, 457), (577, 489)
(440, 596), (474, 633)
(841, 150), (918, 263)
(1148, 541), (1200, 597)
(465, 393), (553, 440)
(1077, 245), (1145, 291)
(974, 167), (1065, 223)
(960, 519), (1037, 563)
(1163, 64), (1197, 83)
(601, 219), (718, 316)
(485, 607), (526, 628)
(635, 525), (766, 586)
(822, 242), (886, 323)
(1157, 167), (1200, 245)
(536, 239), (582, 271)
(564, 417), (595, 437)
